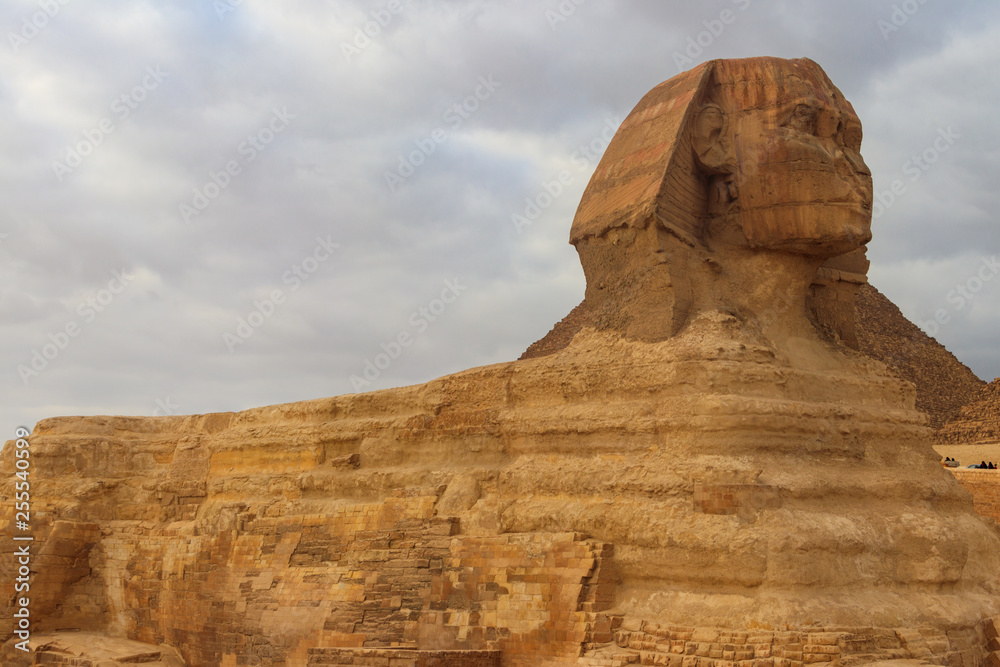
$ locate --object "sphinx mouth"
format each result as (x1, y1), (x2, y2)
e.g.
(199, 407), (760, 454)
(846, 180), (874, 212)
(825, 199), (873, 213)
(856, 185), (874, 210)
(831, 182), (874, 212)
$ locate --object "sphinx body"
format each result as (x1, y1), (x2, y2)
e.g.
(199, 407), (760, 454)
(3, 58), (999, 667)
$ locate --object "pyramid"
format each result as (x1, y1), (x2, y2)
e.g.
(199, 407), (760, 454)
(937, 378), (1000, 445)
(523, 284), (986, 429)
(854, 284), (986, 428)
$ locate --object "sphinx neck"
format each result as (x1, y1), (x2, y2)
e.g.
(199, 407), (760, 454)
(709, 246), (825, 344)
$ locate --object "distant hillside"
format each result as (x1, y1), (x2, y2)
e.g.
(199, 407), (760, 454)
(521, 283), (984, 429)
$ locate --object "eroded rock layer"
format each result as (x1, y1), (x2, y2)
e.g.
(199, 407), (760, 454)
(522, 285), (987, 430)
(4, 319), (1000, 665)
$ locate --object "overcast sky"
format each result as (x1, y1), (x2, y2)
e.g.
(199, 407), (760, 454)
(2, 0), (998, 438)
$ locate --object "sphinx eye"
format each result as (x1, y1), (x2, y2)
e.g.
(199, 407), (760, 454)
(787, 103), (818, 135)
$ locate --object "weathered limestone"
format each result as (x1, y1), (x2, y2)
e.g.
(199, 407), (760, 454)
(3, 57), (1000, 666)
(570, 58), (872, 347)
(521, 283), (988, 429)
(949, 468), (1000, 525)
(15, 631), (186, 666)
(938, 378), (1000, 445)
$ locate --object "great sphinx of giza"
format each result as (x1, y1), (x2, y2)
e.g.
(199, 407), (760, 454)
(4, 57), (1000, 667)
(570, 57), (872, 351)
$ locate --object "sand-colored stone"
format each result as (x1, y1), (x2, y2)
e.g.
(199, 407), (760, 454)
(938, 378), (1000, 446)
(569, 58), (872, 348)
(946, 469), (1000, 526)
(11, 631), (186, 666)
(855, 285), (986, 428)
(3, 57), (1000, 666)
(521, 283), (987, 429)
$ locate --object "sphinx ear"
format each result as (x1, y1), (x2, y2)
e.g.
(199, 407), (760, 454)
(692, 104), (734, 175)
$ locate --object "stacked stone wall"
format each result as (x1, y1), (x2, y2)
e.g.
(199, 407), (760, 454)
(306, 648), (501, 666)
(606, 621), (991, 667)
(11, 486), (614, 666)
(950, 468), (1000, 525)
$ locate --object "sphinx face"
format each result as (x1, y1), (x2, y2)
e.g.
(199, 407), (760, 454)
(726, 66), (874, 257)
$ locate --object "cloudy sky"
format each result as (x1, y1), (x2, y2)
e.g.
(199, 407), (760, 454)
(2, 0), (998, 438)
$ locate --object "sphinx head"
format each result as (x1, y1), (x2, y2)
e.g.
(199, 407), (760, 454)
(700, 58), (873, 255)
(570, 57), (873, 343)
